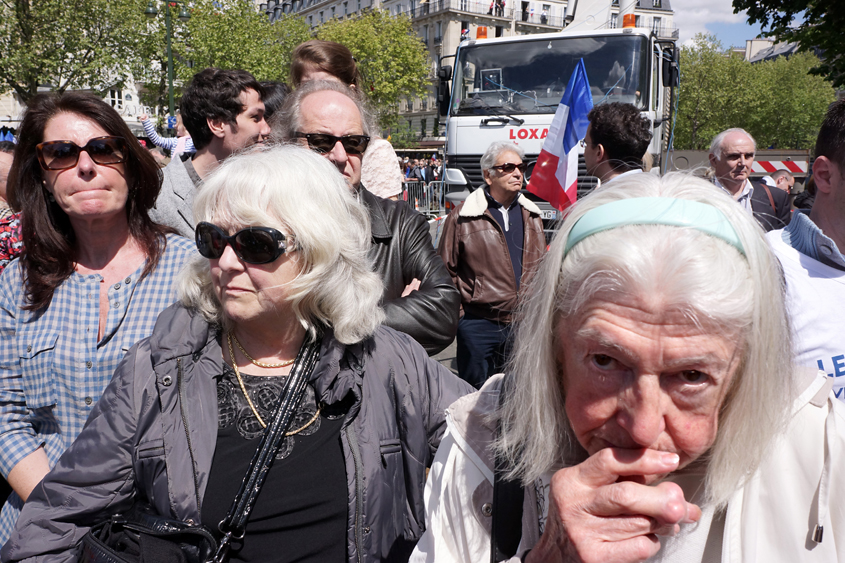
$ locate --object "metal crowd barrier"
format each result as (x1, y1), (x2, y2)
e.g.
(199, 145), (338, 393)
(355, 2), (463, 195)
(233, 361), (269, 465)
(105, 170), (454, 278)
(403, 181), (446, 218)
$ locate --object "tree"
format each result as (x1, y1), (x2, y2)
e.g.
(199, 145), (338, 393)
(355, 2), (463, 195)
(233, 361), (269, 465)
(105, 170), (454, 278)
(0, 0), (151, 102)
(179, 0), (310, 83)
(136, 1), (311, 117)
(733, 0), (845, 88)
(317, 10), (430, 129)
(674, 33), (835, 151)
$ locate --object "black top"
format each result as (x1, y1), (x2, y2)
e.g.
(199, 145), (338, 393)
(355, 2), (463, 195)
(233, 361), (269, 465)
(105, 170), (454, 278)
(202, 365), (348, 562)
(484, 188), (525, 289)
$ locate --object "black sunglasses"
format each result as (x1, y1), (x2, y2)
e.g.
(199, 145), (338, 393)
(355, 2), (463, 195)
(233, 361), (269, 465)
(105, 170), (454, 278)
(491, 162), (527, 174)
(36, 136), (128, 171)
(294, 132), (370, 156)
(195, 222), (297, 265)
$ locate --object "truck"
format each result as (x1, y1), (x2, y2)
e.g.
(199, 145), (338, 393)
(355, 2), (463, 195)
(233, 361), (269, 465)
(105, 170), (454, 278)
(436, 25), (680, 222)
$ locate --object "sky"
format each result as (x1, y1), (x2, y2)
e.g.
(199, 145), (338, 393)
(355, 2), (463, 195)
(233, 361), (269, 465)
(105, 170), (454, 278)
(671, 0), (765, 48)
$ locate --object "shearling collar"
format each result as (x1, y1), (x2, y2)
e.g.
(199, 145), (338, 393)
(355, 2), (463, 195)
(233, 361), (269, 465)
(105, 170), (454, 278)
(458, 187), (542, 218)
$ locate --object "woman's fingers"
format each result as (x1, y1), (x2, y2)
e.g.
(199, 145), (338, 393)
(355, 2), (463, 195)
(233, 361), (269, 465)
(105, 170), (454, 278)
(572, 448), (680, 488)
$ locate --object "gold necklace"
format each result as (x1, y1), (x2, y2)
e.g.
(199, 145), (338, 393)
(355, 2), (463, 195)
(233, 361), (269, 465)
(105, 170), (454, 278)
(226, 332), (321, 432)
(231, 331), (295, 368)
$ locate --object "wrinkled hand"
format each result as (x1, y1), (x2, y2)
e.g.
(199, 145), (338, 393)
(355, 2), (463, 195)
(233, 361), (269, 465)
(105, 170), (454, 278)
(525, 448), (701, 563)
(401, 278), (422, 297)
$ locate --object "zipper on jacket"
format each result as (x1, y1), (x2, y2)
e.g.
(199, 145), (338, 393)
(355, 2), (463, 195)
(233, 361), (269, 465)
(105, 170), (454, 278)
(344, 423), (364, 563)
(177, 357), (203, 517)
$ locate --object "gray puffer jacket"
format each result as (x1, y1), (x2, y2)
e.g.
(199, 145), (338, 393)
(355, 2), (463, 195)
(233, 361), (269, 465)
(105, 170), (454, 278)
(1, 304), (472, 563)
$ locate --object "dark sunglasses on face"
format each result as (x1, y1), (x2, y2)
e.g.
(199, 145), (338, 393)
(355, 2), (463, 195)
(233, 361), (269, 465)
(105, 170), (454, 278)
(195, 222), (297, 265)
(492, 162), (527, 174)
(294, 132), (371, 156)
(36, 136), (128, 171)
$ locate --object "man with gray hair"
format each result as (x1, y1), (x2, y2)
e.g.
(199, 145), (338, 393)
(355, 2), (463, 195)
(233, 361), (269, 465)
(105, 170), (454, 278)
(438, 141), (546, 388)
(274, 80), (459, 355)
(709, 128), (790, 231)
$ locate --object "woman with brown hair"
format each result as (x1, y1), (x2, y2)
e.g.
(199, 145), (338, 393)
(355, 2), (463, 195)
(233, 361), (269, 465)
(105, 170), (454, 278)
(289, 39), (405, 200)
(0, 91), (195, 543)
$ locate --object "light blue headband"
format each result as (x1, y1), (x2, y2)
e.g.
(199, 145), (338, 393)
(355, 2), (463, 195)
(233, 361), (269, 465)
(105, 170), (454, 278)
(564, 197), (746, 256)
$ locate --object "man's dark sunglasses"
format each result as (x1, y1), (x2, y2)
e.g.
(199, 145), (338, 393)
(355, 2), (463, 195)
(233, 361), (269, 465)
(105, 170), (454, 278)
(36, 136), (128, 171)
(294, 132), (371, 156)
(195, 222), (297, 265)
(492, 162), (527, 174)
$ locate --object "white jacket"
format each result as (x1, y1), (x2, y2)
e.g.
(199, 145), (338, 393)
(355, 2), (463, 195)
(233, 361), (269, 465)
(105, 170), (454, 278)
(411, 370), (845, 562)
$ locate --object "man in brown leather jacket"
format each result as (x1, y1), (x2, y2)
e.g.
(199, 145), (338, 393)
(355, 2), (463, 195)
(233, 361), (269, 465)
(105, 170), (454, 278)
(438, 141), (546, 387)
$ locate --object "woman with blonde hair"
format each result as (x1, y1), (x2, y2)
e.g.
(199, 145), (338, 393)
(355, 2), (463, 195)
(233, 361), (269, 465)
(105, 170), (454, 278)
(3, 144), (470, 563)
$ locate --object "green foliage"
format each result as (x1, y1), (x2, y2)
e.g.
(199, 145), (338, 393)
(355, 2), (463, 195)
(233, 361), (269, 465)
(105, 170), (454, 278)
(674, 34), (835, 151)
(733, 0), (845, 89)
(0, 0), (151, 102)
(317, 10), (430, 128)
(180, 0), (310, 83)
(387, 119), (419, 149)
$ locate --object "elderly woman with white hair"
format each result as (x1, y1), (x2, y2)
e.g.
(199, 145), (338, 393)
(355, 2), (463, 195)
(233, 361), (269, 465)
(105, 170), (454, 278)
(412, 172), (845, 563)
(1, 144), (471, 563)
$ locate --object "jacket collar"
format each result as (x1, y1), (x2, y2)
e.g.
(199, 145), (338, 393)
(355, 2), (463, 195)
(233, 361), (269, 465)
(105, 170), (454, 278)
(148, 303), (365, 407)
(459, 187), (542, 218)
(358, 185), (392, 240)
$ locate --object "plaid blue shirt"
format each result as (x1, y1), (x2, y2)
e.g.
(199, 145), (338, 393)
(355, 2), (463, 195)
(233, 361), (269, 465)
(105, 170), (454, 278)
(0, 234), (196, 543)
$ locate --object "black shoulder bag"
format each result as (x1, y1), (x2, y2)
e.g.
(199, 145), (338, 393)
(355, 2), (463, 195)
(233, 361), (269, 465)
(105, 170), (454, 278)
(490, 375), (525, 563)
(80, 338), (321, 563)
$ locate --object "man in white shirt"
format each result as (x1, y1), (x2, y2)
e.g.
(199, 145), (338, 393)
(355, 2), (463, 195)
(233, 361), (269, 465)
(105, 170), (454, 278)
(709, 128), (790, 231)
(767, 100), (845, 401)
(582, 102), (652, 186)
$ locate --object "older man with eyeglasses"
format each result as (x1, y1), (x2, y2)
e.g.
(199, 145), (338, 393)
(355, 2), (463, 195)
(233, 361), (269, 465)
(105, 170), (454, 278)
(272, 80), (459, 356)
(437, 141), (546, 388)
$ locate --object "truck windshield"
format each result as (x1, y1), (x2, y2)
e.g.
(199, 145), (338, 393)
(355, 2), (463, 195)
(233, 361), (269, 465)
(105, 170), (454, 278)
(452, 35), (649, 116)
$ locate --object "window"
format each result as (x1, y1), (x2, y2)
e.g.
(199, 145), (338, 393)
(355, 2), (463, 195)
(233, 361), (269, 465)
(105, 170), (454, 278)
(421, 118), (427, 136)
(343, 1), (348, 15)
(410, 0), (415, 16)
(357, 0), (361, 10)
(495, 25), (503, 37)
(108, 89), (123, 110)
(635, 15), (641, 27)
(541, 3), (549, 24)
(652, 0), (661, 6)
(309, 14), (313, 26)
(331, 6), (335, 17)
(406, 98), (414, 111)
(610, 13), (617, 28)
(421, 97), (428, 111)
(319, 10), (324, 22)
(652, 16), (661, 34)
(435, 21), (442, 43)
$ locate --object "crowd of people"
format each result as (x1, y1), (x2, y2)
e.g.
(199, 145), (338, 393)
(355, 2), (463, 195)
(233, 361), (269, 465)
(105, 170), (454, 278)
(0, 38), (841, 563)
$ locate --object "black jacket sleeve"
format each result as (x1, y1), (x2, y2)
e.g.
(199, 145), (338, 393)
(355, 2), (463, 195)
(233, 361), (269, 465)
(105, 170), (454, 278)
(361, 188), (460, 355)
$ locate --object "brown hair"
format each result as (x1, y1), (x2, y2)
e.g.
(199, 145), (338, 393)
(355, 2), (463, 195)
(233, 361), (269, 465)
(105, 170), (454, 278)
(290, 40), (363, 88)
(8, 91), (168, 311)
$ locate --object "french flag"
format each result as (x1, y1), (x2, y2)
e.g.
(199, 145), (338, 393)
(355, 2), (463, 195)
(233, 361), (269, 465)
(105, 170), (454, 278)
(527, 59), (593, 211)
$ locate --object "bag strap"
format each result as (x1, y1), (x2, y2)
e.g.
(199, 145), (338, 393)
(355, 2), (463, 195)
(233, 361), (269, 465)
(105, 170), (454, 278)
(759, 182), (777, 214)
(212, 337), (321, 563)
(490, 376), (525, 563)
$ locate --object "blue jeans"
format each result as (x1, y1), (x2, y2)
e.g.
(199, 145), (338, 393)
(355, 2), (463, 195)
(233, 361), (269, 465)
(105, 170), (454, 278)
(456, 314), (512, 389)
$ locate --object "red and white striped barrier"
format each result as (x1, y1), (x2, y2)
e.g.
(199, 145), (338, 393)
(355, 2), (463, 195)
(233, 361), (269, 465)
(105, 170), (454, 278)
(751, 160), (808, 174)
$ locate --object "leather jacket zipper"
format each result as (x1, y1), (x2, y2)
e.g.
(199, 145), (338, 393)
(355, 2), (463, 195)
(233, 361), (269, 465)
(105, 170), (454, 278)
(177, 357), (202, 517)
(344, 423), (364, 562)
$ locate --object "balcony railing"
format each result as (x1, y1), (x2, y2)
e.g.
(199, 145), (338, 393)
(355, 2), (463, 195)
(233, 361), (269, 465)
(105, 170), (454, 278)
(392, 0), (566, 27)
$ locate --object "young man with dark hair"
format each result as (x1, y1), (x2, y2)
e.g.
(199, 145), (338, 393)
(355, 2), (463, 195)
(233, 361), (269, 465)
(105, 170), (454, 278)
(583, 102), (652, 185)
(767, 99), (845, 402)
(151, 68), (271, 238)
